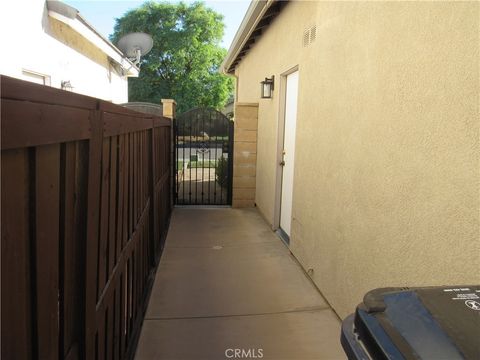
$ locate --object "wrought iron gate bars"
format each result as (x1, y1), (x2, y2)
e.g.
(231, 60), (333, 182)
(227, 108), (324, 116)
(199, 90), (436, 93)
(174, 107), (233, 206)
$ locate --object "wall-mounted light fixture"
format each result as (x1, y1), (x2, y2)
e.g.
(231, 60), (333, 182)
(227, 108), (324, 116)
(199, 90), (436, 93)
(260, 76), (275, 99)
(61, 80), (73, 91)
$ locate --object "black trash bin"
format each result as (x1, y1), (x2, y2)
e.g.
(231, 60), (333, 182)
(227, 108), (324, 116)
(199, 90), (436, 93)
(341, 285), (480, 360)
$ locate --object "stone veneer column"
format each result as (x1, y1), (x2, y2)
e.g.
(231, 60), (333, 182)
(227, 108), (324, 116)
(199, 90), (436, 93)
(232, 103), (258, 208)
(161, 99), (176, 209)
(161, 99), (176, 119)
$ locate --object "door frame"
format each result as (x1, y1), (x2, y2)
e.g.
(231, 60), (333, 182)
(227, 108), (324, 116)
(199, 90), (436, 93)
(273, 65), (299, 237)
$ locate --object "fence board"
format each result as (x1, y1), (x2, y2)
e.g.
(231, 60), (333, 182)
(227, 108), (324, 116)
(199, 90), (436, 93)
(107, 295), (114, 360)
(85, 110), (103, 359)
(62, 142), (78, 358)
(97, 309), (106, 360)
(126, 259), (132, 343)
(113, 276), (121, 360)
(117, 135), (125, 263)
(149, 129), (157, 264)
(1, 149), (32, 360)
(98, 137), (111, 300)
(119, 271), (126, 360)
(129, 133), (134, 239)
(109, 136), (118, 276)
(36, 144), (61, 360)
(134, 133), (138, 225)
(123, 135), (129, 248)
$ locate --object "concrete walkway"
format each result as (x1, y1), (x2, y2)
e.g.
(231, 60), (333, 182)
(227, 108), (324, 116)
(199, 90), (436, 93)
(135, 208), (345, 360)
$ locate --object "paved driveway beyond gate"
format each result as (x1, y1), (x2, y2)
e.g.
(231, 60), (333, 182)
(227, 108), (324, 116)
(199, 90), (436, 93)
(135, 208), (345, 360)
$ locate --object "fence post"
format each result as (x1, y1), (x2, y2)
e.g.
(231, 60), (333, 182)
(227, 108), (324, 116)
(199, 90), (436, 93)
(161, 99), (176, 209)
(161, 99), (176, 120)
(232, 103), (258, 207)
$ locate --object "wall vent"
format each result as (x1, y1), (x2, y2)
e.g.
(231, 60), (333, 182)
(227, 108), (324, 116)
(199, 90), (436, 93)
(303, 30), (310, 47)
(310, 25), (317, 43)
(303, 25), (317, 47)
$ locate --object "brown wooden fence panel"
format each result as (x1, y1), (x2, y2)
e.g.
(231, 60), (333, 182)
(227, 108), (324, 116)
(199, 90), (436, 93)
(1, 76), (172, 360)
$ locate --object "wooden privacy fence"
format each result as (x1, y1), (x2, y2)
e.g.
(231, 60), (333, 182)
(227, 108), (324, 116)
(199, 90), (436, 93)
(1, 76), (173, 360)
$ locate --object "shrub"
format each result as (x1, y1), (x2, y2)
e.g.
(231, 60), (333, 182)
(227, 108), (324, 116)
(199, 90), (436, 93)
(215, 157), (228, 188)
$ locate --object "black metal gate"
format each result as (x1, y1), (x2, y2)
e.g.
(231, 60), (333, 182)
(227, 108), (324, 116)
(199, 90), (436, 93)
(174, 108), (234, 205)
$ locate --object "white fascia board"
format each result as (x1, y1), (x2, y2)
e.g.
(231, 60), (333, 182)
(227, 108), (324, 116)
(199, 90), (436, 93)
(48, 11), (139, 77)
(220, 0), (274, 75)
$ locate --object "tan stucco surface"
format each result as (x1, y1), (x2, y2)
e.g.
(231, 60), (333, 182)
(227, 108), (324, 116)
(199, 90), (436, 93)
(235, 1), (480, 318)
(49, 17), (109, 69)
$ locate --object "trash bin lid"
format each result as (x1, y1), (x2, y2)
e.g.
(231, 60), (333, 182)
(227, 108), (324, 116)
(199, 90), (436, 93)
(356, 286), (480, 359)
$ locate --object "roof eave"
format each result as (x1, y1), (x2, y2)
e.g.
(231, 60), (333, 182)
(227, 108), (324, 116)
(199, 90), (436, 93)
(221, 0), (271, 75)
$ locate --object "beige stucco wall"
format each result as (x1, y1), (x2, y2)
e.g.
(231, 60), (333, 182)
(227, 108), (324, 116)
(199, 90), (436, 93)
(235, 1), (480, 318)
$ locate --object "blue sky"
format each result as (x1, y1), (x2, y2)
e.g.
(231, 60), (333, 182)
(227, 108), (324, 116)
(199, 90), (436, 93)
(64, 0), (250, 50)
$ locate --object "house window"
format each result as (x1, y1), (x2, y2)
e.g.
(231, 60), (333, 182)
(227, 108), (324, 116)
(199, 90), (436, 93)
(22, 69), (51, 86)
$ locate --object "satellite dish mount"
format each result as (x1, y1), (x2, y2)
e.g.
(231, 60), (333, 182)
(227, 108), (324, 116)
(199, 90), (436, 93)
(117, 32), (153, 68)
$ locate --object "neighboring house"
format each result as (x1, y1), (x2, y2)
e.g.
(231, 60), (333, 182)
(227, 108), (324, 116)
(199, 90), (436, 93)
(222, 1), (479, 318)
(0, 0), (138, 103)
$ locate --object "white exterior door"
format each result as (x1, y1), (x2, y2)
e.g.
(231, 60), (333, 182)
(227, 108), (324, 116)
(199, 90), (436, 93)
(280, 70), (299, 237)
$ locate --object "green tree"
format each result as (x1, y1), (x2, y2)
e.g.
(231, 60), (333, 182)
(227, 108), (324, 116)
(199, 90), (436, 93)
(111, 1), (234, 113)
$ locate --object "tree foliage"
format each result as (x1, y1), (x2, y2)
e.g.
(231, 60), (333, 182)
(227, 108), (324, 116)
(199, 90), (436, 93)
(111, 1), (234, 113)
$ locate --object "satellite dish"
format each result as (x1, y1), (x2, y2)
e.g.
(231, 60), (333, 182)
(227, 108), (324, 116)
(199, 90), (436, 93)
(117, 32), (153, 66)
